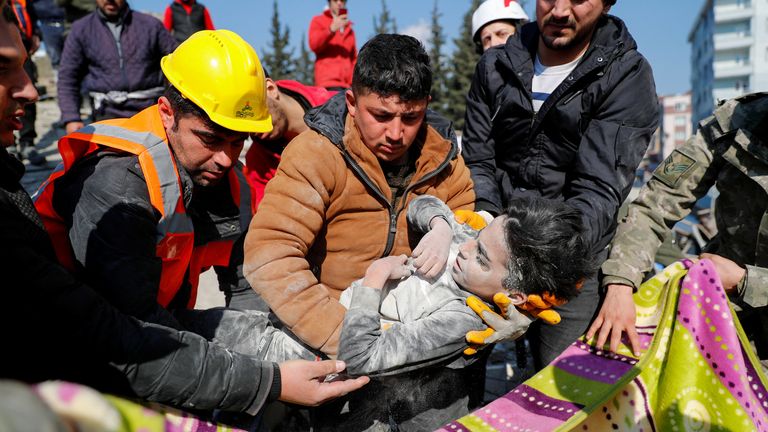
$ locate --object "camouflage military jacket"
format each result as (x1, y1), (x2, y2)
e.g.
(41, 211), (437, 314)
(602, 93), (768, 309)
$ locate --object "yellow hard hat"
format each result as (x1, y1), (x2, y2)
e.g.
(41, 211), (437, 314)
(161, 30), (272, 133)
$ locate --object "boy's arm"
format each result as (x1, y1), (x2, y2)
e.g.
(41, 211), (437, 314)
(407, 195), (475, 278)
(338, 282), (479, 376)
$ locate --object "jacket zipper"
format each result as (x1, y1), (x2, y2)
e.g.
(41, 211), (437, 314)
(339, 140), (458, 258)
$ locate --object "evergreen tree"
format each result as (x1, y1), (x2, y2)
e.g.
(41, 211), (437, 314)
(292, 33), (314, 84)
(262, 0), (294, 80)
(372, 0), (397, 35)
(444, 0), (482, 130)
(428, 0), (448, 113)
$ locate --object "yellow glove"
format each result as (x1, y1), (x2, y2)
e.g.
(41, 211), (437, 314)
(517, 293), (564, 325)
(463, 294), (534, 355)
(454, 210), (489, 230)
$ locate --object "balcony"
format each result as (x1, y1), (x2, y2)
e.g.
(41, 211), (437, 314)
(715, 64), (751, 78)
(715, 6), (753, 23)
(714, 33), (753, 50)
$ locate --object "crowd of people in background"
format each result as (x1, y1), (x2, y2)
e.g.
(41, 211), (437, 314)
(1, 0), (767, 431)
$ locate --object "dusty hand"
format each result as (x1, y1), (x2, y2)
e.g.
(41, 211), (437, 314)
(454, 210), (492, 230)
(330, 14), (349, 32)
(65, 121), (85, 135)
(463, 294), (533, 355)
(278, 360), (370, 406)
(699, 253), (746, 294)
(411, 217), (452, 278)
(363, 255), (412, 288)
(586, 284), (639, 356)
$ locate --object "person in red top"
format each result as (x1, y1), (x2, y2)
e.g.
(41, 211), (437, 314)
(163, 0), (214, 43)
(244, 78), (334, 210)
(308, 0), (356, 90)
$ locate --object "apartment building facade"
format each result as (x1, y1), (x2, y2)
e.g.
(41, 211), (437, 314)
(689, 0), (768, 125)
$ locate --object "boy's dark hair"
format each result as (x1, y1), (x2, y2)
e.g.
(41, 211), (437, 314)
(351, 34), (432, 102)
(500, 197), (596, 302)
(163, 85), (231, 135)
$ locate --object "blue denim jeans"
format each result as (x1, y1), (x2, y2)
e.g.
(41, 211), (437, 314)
(39, 20), (65, 68)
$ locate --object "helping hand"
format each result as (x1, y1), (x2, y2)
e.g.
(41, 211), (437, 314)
(585, 284), (638, 356)
(278, 360), (370, 406)
(463, 294), (534, 355)
(699, 253), (745, 294)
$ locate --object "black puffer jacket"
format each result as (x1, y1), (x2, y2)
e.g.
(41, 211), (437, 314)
(0, 148), (278, 415)
(463, 15), (658, 254)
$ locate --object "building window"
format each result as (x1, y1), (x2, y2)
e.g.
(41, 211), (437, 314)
(675, 116), (687, 126)
(675, 131), (687, 141)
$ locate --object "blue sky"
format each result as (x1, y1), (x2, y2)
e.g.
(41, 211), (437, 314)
(130, 0), (702, 95)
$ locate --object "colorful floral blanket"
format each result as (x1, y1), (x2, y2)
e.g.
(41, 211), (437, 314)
(438, 259), (768, 432)
(31, 380), (244, 432)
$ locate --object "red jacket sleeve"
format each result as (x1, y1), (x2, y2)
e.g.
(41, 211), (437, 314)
(163, 6), (173, 31)
(203, 7), (214, 30)
(308, 15), (334, 53)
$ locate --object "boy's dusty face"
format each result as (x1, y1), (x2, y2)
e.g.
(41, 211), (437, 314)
(451, 216), (511, 301)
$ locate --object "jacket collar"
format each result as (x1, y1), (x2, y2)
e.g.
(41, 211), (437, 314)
(500, 14), (636, 78)
(304, 92), (458, 197)
(96, 3), (130, 24)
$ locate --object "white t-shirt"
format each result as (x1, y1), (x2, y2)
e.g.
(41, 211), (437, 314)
(532, 55), (582, 112)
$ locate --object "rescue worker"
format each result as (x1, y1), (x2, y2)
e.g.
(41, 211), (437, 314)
(243, 78), (334, 212)
(471, 0), (528, 53)
(34, 30), (265, 333)
(0, 0), (367, 416)
(163, 0), (215, 43)
(589, 93), (768, 365)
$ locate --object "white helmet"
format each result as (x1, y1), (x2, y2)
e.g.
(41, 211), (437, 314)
(472, 0), (529, 41)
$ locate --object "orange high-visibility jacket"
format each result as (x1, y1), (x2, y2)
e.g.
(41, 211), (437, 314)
(34, 106), (252, 308)
(11, 0), (34, 40)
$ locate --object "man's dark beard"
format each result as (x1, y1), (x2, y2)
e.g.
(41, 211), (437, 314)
(540, 16), (583, 51)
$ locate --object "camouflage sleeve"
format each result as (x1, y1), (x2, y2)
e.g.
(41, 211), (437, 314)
(739, 265), (768, 308)
(601, 122), (721, 289)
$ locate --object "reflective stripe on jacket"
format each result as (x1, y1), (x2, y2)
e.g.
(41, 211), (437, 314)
(11, 0), (34, 40)
(34, 106), (252, 308)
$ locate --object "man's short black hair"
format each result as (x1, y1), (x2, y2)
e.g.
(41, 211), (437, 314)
(351, 34), (432, 102)
(604, 0), (617, 6)
(163, 85), (231, 135)
(500, 197), (596, 302)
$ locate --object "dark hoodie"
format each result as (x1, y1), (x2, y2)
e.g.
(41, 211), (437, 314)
(462, 15), (659, 255)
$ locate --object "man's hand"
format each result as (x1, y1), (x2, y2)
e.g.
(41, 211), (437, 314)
(362, 255), (413, 289)
(586, 284), (638, 356)
(454, 210), (492, 230)
(411, 217), (452, 278)
(700, 253), (745, 294)
(29, 35), (41, 55)
(278, 360), (370, 406)
(65, 121), (84, 135)
(463, 294), (533, 355)
(330, 13), (349, 33)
